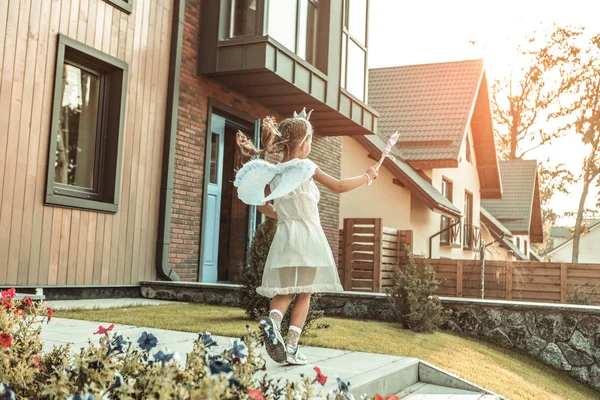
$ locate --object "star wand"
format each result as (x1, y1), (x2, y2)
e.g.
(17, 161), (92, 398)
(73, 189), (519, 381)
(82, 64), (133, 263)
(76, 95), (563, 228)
(369, 132), (400, 185)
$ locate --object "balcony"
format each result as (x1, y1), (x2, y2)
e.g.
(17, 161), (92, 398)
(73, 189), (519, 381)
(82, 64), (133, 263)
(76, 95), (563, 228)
(440, 217), (462, 249)
(463, 224), (481, 250)
(198, 0), (377, 137)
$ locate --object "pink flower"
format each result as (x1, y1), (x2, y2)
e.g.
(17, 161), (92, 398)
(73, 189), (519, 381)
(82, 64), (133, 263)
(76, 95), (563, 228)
(247, 389), (265, 400)
(1, 288), (16, 300)
(93, 323), (115, 335)
(22, 296), (32, 307)
(0, 333), (13, 348)
(314, 367), (327, 385)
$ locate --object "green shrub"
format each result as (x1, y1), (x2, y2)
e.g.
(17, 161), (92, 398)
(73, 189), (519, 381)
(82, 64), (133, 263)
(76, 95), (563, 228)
(238, 219), (324, 333)
(0, 288), (374, 399)
(388, 248), (450, 333)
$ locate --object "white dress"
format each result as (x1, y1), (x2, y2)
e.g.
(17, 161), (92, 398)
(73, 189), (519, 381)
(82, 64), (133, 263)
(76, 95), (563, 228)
(234, 158), (344, 298)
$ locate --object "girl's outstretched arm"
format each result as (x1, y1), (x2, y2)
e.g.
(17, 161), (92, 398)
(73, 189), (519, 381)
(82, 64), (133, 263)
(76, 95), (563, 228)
(313, 164), (378, 194)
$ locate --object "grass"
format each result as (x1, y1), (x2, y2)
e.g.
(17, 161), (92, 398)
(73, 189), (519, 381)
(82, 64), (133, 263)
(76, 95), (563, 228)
(56, 304), (597, 400)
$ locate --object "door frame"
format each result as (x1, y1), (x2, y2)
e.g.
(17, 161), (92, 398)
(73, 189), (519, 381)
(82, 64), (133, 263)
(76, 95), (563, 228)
(198, 99), (261, 282)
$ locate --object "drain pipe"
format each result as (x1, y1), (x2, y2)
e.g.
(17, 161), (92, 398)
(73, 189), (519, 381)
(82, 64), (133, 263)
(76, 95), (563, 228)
(156, 0), (185, 281)
(428, 218), (461, 259)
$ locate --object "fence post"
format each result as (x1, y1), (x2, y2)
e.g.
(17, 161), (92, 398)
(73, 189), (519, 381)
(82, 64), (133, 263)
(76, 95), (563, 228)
(343, 219), (354, 291)
(373, 219), (382, 292)
(560, 263), (568, 303)
(505, 265), (513, 300)
(456, 260), (463, 297)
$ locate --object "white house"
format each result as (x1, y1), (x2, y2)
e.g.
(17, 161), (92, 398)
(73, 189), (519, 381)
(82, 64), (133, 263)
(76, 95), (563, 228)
(548, 219), (600, 263)
(340, 59), (504, 259)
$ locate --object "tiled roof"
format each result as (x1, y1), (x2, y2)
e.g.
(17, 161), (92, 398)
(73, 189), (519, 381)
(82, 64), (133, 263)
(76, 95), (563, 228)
(550, 226), (571, 238)
(480, 207), (512, 237)
(481, 159), (538, 233)
(361, 134), (460, 216)
(368, 59), (485, 161)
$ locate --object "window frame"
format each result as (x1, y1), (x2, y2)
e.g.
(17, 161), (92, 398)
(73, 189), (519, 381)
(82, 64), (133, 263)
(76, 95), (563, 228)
(103, 0), (133, 14)
(440, 177), (454, 245)
(465, 136), (472, 163)
(463, 190), (474, 249)
(46, 34), (128, 214)
(341, 0), (369, 101)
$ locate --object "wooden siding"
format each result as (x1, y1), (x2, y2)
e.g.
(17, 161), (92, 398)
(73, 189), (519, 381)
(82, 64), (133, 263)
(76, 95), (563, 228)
(0, 0), (174, 286)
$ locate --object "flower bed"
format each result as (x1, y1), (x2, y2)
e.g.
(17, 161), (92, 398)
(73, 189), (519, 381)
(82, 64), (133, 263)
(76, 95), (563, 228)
(0, 288), (399, 400)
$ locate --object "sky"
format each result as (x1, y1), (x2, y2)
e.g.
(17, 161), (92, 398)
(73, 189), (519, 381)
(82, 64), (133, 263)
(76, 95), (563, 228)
(367, 0), (600, 225)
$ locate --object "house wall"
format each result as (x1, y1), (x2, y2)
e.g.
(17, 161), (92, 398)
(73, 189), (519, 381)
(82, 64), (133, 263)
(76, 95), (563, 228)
(339, 125), (484, 260)
(0, 0), (174, 286)
(480, 225), (513, 261)
(171, 0), (342, 281)
(428, 126), (480, 259)
(549, 227), (600, 263)
(339, 137), (412, 230)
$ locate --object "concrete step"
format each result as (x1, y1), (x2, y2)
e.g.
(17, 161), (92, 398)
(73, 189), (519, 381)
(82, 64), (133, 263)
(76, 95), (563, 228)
(398, 383), (501, 399)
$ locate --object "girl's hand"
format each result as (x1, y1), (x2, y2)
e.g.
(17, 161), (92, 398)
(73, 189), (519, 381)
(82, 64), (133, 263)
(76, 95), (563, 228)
(366, 166), (379, 181)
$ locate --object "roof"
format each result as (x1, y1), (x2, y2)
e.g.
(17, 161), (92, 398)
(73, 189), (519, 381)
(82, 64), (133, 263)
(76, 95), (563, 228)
(549, 220), (600, 255)
(503, 238), (528, 260)
(368, 59), (502, 199)
(480, 207), (512, 238)
(530, 249), (543, 262)
(481, 159), (543, 243)
(550, 226), (571, 238)
(355, 135), (461, 218)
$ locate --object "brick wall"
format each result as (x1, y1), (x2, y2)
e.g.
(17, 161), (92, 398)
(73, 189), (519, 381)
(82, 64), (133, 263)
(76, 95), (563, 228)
(170, 0), (341, 281)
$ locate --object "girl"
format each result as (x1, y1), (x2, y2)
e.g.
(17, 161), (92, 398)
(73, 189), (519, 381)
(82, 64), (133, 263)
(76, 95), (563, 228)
(234, 108), (378, 365)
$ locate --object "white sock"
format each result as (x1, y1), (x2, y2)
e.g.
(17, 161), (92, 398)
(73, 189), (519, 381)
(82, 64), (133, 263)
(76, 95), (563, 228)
(286, 325), (302, 349)
(269, 309), (283, 329)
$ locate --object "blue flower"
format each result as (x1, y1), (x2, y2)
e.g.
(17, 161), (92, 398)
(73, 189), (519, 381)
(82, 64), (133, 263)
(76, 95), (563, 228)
(259, 320), (277, 345)
(208, 360), (233, 378)
(67, 392), (95, 400)
(228, 378), (243, 391)
(200, 332), (217, 348)
(337, 377), (352, 397)
(137, 332), (158, 351)
(0, 383), (16, 400)
(229, 339), (248, 364)
(152, 347), (179, 365)
(106, 334), (128, 357)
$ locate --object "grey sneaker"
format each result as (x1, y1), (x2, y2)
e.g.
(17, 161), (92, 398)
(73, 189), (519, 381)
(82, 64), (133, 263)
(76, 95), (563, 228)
(260, 318), (287, 364)
(286, 344), (308, 365)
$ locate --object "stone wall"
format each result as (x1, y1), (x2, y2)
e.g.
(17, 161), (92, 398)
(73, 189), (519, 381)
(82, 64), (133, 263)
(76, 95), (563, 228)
(443, 299), (600, 391)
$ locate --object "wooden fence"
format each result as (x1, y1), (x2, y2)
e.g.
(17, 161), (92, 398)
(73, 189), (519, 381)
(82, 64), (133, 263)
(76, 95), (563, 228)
(338, 218), (412, 292)
(337, 218), (600, 303)
(432, 259), (600, 304)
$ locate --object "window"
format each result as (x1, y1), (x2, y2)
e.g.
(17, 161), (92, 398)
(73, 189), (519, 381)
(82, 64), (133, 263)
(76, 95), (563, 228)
(230, 0), (259, 37)
(463, 191), (473, 249)
(46, 35), (128, 213)
(265, 0), (320, 66)
(524, 239), (528, 256)
(341, 0), (368, 101)
(517, 237), (521, 249)
(103, 0), (132, 14)
(440, 178), (453, 244)
(465, 136), (472, 163)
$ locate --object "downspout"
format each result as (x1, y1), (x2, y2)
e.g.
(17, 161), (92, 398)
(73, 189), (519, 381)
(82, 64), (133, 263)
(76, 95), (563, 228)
(156, 0), (185, 281)
(428, 218), (461, 259)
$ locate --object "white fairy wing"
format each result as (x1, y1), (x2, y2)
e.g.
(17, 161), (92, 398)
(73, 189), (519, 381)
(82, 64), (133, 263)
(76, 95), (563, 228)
(234, 159), (278, 206)
(265, 159), (317, 201)
(234, 158), (318, 205)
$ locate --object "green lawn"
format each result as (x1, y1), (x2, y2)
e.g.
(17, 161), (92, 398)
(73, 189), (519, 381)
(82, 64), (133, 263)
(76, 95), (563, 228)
(56, 304), (597, 400)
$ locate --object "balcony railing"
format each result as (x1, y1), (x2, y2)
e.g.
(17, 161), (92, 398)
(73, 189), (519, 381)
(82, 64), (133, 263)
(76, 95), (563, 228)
(463, 224), (481, 250)
(440, 217), (461, 248)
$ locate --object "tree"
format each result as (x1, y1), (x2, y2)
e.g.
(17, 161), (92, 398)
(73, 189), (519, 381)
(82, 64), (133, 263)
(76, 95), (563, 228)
(491, 24), (584, 160)
(570, 34), (600, 263)
(535, 162), (574, 256)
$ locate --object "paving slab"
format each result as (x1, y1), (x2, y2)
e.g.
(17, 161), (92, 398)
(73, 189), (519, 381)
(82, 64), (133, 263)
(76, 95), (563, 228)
(45, 298), (175, 310)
